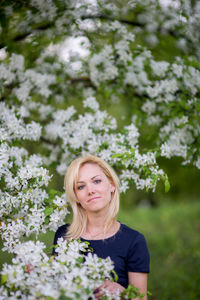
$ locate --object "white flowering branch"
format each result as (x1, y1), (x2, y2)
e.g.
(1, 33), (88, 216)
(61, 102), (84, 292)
(0, 239), (115, 299)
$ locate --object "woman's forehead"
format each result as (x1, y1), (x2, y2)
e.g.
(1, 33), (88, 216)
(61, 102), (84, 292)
(77, 163), (105, 180)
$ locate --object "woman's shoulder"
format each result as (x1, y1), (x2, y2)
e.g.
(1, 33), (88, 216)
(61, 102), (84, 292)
(54, 223), (70, 241)
(119, 223), (146, 244)
(120, 223), (143, 237)
(56, 223), (69, 232)
(119, 223), (149, 261)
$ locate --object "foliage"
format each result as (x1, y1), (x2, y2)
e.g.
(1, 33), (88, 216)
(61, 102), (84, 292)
(118, 201), (200, 300)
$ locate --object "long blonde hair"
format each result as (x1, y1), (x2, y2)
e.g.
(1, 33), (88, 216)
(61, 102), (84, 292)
(64, 154), (119, 240)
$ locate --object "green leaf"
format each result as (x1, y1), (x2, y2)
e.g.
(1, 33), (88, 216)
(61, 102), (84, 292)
(45, 216), (50, 225)
(44, 207), (54, 216)
(164, 175), (170, 192)
(59, 290), (73, 300)
(1, 274), (8, 284)
(112, 153), (123, 158)
(77, 257), (84, 263)
(85, 287), (90, 295)
(112, 270), (118, 282)
(49, 189), (62, 197)
(13, 271), (17, 278)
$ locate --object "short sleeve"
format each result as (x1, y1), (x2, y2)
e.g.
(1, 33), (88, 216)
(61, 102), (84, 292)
(127, 233), (150, 273)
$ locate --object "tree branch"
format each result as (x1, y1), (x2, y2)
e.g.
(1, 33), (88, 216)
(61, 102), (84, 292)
(0, 10), (196, 53)
(81, 13), (184, 39)
(68, 76), (96, 89)
(0, 21), (56, 49)
(81, 13), (141, 27)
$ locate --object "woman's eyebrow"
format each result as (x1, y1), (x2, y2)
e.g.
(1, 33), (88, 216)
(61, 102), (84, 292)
(77, 175), (102, 183)
(91, 175), (102, 179)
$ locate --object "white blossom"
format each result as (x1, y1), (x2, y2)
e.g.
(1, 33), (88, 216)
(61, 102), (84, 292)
(142, 100), (156, 114)
(151, 60), (169, 77)
(83, 96), (100, 111)
(0, 238), (114, 299)
(52, 106), (76, 124)
(160, 141), (188, 159)
(172, 63), (183, 78)
(194, 156), (200, 169)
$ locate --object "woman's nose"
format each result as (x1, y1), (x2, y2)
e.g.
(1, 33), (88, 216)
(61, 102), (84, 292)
(87, 183), (95, 194)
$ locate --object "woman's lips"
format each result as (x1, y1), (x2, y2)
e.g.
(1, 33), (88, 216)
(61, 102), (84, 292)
(88, 196), (100, 203)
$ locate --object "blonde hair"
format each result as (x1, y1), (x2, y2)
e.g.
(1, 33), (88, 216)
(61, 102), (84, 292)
(64, 154), (119, 240)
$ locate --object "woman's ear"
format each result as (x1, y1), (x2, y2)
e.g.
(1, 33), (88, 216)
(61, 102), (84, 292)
(110, 183), (115, 193)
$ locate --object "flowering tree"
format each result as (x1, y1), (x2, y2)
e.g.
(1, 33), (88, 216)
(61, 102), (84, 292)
(0, 0), (200, 298)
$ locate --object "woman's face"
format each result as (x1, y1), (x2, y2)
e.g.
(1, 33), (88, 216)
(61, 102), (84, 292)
(75, 163), (115, 213)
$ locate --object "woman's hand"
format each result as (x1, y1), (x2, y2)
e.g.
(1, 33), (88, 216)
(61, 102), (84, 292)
(94, 279), (124, 299)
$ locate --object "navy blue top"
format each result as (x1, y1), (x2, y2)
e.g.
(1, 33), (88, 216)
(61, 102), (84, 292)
(52, 223), (150, 288)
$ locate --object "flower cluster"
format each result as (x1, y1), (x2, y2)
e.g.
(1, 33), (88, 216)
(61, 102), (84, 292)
(0, 103), (41, 142)
(44, 97), (166, 193)
(0, 54), (56, 103)
(0, 103), (69, 252)
(0, 239), (115, 300)
(88, 37), (200, 168)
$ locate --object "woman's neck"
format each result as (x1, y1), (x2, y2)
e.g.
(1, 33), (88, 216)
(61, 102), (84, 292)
(82, 215), (119, 240)
(87, 213), (107, 231)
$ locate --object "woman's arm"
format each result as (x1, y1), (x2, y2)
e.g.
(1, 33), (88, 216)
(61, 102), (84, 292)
(128, 272), (148, 300)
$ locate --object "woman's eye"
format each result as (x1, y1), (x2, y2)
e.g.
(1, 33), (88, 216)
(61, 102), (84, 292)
(77, 185), (84, 190)
(94, 179), (101, 184)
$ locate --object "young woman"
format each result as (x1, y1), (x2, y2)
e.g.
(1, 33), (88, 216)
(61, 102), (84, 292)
(53, 155), (150, 299)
